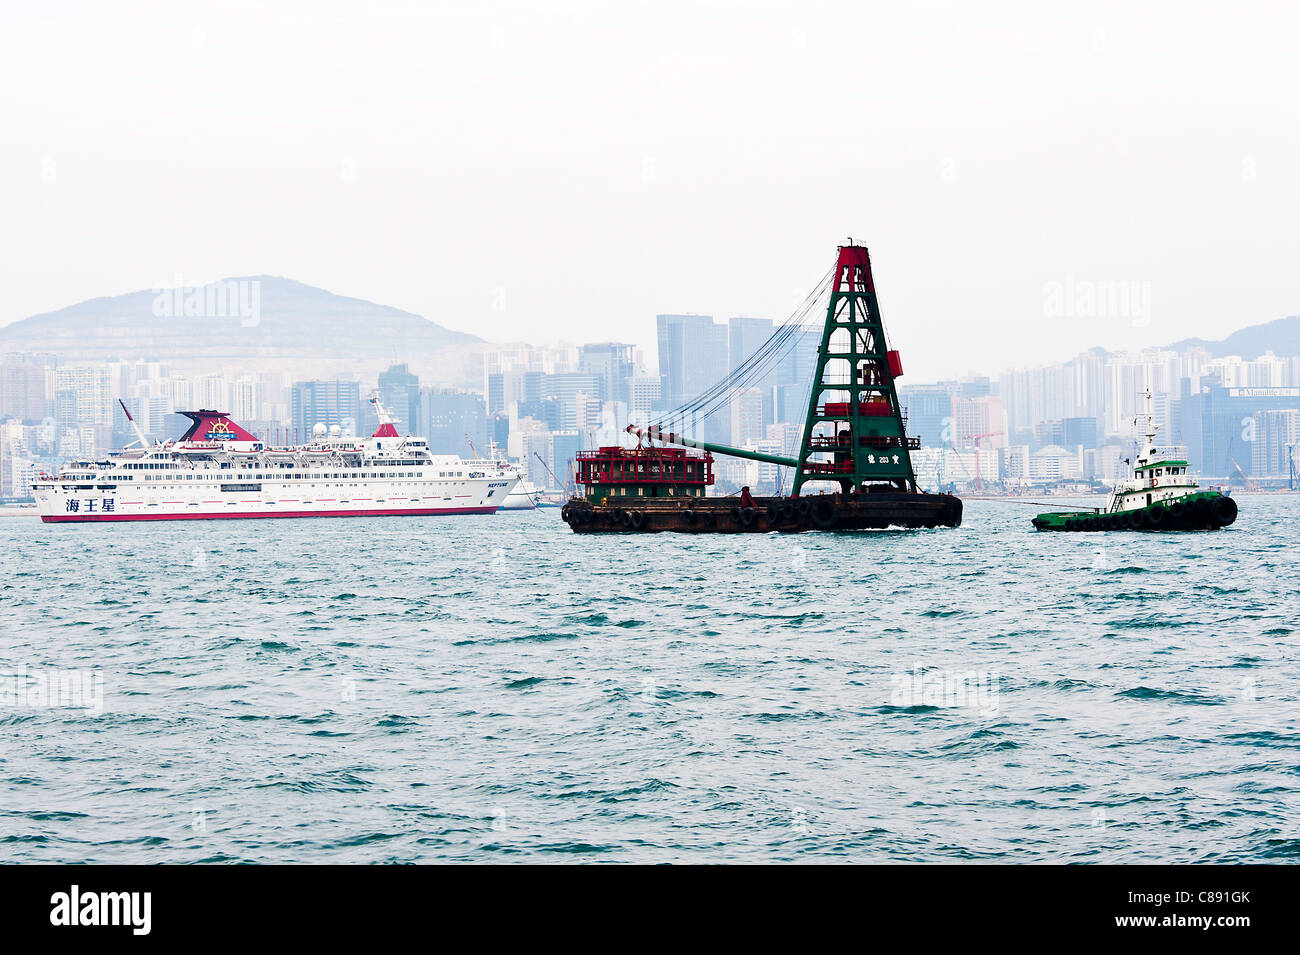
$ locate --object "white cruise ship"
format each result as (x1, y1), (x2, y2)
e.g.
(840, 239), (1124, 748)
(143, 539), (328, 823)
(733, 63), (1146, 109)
(33, 396), (518, 524)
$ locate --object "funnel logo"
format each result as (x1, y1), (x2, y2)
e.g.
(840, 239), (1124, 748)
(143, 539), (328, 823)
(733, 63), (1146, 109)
(206, 421), (234, 440)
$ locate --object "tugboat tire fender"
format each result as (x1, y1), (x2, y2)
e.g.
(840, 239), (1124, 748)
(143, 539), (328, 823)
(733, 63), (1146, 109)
(1213, 495), (1238, 525)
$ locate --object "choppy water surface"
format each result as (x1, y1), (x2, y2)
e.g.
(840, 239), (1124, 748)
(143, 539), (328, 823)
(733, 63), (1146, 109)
(1, 496), (1297, 863)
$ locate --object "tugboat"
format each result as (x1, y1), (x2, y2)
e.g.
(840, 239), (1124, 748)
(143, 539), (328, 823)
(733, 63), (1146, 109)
(1032, 389), (1238, 532)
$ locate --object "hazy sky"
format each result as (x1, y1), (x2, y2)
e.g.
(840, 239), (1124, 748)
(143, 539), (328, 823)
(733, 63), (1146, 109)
(3, 2), (1298, 379)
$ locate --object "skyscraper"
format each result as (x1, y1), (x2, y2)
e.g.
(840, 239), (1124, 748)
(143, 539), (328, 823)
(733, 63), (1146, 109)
(729, 387), (764, 447)
(52, 364), (111, 427)
(728, 316), (776, 429)
(1250, 409), (1300, 478)
(374, 363), (419, 435)
(953, 395), (1007, 448)
(900, 386), (953, 448)
(656, 314), (727, 442)
(291, 380), (361, 440)
(0, 356), (49, 423)
(578, 342), (637, 408)
(417, 388), (487, 457)
(542, 373), (603, 429)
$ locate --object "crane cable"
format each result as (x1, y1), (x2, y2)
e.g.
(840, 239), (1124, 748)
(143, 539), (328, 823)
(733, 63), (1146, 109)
(655, 266), (833, 430)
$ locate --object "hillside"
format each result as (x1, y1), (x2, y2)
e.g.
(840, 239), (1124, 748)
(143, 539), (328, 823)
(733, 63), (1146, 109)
(1164, 314), (1300, 360)
(0, 276), (482, 371)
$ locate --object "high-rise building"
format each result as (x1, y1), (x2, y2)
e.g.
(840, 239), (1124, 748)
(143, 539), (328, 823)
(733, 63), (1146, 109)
(291, 380), (361, 440)
(900, 386), (953, 448)
(729, 387), (765, 448)
(417, 388), (486, 458)
(728, 316), (776, 428)
(1175, 385), (1300, 478)
(486, 372), (506, 416)
(374, 363), (419, 435)
(52, 364), (111, 427)
(578, 343), (638, 408)
(656, 314), (727, 442)
(542, 373), (602, 429)
(0, 356), (49, 423)
(627, 375), (662, 430)
(953, 395), (1006, 448)
(1251, 409), (1300, 479)
(771, 330), (819, 427)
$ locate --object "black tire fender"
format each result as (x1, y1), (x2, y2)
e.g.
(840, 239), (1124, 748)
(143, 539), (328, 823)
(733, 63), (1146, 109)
(811, 499), (836, 529)
(1213, 495), (1238, 526)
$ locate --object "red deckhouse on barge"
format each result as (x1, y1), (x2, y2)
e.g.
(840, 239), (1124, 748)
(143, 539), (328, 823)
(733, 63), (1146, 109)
(32, 396), (518, 523)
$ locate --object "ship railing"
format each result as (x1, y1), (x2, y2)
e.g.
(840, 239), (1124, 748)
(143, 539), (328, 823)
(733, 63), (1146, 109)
(805, 435), (920, 450)
(1148, 445), (1187, 459)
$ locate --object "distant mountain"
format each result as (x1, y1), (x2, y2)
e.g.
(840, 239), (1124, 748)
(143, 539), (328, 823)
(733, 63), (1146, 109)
(1164, 315), (1300, 360)
(0, 276), (482, 371)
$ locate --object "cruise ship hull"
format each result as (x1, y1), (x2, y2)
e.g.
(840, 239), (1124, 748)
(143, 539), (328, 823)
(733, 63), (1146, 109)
(39, 504), (499, 523)
(34, 473), (512, 523)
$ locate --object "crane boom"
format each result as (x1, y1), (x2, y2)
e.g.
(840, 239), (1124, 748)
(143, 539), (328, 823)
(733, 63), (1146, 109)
(626, 425), (798, 468)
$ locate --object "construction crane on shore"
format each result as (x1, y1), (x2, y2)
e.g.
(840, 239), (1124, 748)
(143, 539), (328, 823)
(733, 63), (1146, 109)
(964, 432), (1004, 493)
(1230, 457), (1256, 491)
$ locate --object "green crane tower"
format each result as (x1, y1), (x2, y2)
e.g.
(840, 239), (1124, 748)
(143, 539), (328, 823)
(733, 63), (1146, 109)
(791, 243), (918, 496)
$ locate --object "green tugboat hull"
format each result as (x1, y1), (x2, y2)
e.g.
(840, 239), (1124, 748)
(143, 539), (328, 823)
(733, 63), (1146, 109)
(1032, 491), (1237, 532)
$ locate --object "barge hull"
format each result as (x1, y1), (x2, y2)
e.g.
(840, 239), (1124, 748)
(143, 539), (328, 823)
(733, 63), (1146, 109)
(562, 492), (961, 534)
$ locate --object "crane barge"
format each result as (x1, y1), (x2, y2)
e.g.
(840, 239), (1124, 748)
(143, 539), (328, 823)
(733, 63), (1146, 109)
(561, 241), (962, 533)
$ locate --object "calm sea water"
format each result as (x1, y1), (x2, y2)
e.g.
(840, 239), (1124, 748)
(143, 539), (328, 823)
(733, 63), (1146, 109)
(1, 496), (1297, 863)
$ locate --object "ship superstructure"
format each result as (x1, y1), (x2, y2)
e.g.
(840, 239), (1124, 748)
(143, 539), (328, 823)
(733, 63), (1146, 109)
(33, 396), (517, 523)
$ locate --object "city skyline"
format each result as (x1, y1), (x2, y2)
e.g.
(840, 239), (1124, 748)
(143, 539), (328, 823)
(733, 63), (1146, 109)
(7, 306), (1300, 500)
(3, 268), (1295, 382)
